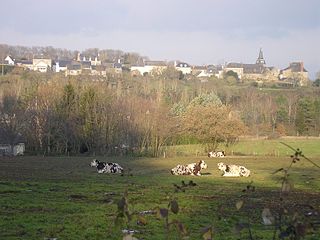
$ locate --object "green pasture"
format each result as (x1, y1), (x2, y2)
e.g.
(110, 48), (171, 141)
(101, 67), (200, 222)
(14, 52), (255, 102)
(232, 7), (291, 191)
(0, 139), (320, 239)
(167, 138), (320, 158)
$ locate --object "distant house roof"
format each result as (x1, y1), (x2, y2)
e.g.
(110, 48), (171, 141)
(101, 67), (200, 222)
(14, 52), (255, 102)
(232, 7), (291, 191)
(80, 54), (98, 58)
(242, 64), (265, 74)
(193, 65), (207, 70)
(67, 63), (81, 70)
(57, 60), (72, 68)
(226, 62), (243, 68)
(176, 62), (191, 68)
(81, 61), (91, 69)
(4, 55), (14, 64)
(207, 64), (223, 72)
(226, 62), (265, 74)
(33, 54), (50, 59)
(15, 60), (33, 65)
(281, 62), (308, 73)
(92, 65), (106, 71)
(144, 61), (167, 66)
(114, 62), (122, 69)
(78, 54), (99, 61)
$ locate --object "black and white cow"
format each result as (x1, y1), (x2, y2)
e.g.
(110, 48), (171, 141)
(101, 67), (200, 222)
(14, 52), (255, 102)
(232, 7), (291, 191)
(90, 159), (123, 174)
(217, 162), (250, 177)
(208, 151), (225, 158)
(171, 160), (208, 176)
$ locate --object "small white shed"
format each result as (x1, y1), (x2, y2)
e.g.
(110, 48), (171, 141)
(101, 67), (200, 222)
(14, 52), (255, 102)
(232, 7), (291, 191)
(0, 143), (25, 156)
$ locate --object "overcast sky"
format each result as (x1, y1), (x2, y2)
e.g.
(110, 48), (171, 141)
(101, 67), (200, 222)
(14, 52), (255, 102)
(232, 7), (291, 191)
(1, 0), (319, 78)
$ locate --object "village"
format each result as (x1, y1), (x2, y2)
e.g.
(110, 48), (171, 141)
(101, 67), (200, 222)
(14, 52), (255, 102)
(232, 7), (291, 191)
(3, 48), (309, 87)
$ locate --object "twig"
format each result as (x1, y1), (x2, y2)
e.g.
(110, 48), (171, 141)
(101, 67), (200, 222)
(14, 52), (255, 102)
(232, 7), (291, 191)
(280, 142), (320, 169)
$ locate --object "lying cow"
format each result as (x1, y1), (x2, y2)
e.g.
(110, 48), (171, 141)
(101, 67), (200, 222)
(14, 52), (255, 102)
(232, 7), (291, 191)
(90, 159), (123, 174)
(171, 160), (208, 176)
(208, 151), (225, 158)
(217, 162), (250, 177)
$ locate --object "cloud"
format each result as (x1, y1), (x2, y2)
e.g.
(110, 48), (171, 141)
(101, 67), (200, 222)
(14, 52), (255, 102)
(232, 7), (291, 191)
(2, 0), (319, 35)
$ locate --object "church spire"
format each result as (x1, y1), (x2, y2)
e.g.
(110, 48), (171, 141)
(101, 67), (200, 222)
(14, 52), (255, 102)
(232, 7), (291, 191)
(256, 48), (266, 65)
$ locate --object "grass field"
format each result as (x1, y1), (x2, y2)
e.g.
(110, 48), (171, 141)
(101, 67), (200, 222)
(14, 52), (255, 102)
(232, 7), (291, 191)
(0, 140), (320, 239)
(166, 138), (320, 158)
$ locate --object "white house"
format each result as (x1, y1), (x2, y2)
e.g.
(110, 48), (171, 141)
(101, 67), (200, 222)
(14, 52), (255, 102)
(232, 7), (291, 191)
(197, 70), (213, 78)
(175, 61), (192, 74)
(65, 63), (82, 76)
(54, 60), (72, 72)
(192, 66), (211, 77)
(4, 55), (15, 65)
(33, 58), (52, 72)
(223, 63), (244, 79)
(131, 60), (167, 76)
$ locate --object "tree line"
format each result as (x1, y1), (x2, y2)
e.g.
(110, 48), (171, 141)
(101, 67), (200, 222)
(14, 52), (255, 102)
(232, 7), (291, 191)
(0, 70), (320, 156)
(0, 44), (146, 66)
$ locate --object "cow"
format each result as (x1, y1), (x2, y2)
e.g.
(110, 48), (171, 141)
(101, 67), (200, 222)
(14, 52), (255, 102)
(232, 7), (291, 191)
(208, 151), (225, 158)
(90, 159), (123, 174)
(217, 162), (250, 177)
(171, 160), (208, 176)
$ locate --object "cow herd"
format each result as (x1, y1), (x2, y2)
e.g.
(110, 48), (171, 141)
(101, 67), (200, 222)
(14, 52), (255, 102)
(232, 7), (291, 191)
(89, 151), (251, 177)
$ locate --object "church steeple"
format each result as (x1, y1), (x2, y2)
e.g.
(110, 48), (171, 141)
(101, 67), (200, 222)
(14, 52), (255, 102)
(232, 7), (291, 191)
(256, 48), (266, 65)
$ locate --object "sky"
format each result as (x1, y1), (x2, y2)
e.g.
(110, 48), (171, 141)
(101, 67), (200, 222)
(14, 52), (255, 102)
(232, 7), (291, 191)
(1, 0), (320, 79)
